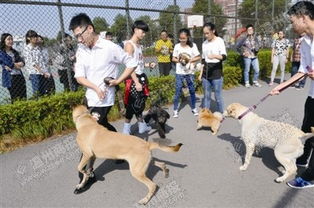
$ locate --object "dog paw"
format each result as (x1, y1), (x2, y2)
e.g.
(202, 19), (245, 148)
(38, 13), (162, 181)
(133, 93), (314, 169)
(164, 168), (169, 178)
(138, 197), (149, 205)
(239, 165), (248, 171)
(75, 184), (83, 190)
(275, 177), (285, 183)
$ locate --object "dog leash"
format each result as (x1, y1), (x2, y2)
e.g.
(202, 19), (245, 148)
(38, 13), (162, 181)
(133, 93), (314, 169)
(237, 71), (309, 120)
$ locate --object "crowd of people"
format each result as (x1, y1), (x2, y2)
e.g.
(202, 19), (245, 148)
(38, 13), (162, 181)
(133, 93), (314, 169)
(0, 1), (313, 191)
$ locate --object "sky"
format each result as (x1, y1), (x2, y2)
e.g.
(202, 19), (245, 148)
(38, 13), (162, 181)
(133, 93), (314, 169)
(1, 0), (195, 39)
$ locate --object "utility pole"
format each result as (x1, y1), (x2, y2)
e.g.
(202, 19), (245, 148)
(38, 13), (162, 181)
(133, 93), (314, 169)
(235, 0), (238, 41)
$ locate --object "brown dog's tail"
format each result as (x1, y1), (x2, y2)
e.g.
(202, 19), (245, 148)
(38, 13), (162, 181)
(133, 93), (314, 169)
(149, 142), (183, 152)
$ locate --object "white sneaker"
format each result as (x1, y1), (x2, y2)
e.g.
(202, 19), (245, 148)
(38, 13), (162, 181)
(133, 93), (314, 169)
(245, 82), (251, 88)
(192, 108), (198, 116)
(173, 110), (179, 118)
(138, 122), (152, 134)
(253, 81), (262, 87)
(123, 122), (131, 135)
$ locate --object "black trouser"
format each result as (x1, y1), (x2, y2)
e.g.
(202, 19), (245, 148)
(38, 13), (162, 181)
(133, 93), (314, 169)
(8, 74), (27, 102)
(78, 106), (117, 181)
(297, 97), (314, 181)
(158, 62), (172, 76)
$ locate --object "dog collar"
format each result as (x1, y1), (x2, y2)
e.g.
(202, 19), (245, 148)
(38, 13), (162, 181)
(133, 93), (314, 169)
(74, 111), (90, 122)
(237, 106), (255, 120)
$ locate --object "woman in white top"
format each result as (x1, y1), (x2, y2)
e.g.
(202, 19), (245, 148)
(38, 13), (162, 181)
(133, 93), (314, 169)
(199, 23), (227, 113)
(270, 30), (290, 85)
(172, 28), (201, 118)
(123, 20), (156, 135)
(23, 30), (49, 97)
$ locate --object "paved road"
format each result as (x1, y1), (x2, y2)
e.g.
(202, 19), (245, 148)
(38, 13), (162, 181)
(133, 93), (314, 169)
(1, 77), (313, 208)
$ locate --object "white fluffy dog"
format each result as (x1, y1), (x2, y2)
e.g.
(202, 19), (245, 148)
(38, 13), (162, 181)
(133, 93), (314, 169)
(224, 103), (314, 183)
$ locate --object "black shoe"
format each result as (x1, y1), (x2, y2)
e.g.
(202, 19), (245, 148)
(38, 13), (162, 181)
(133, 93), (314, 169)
(115, 159), (125, 164)
(73, 174), (97, 194)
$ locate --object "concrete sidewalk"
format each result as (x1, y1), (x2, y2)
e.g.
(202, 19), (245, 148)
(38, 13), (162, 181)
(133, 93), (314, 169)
(1, 78), (313, 208)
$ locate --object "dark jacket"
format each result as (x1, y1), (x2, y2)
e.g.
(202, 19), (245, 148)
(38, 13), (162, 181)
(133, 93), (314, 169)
(235, 35), (260, 57)
(1, 49), (24, 88)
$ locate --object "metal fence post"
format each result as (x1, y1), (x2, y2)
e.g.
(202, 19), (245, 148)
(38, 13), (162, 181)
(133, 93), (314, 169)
(125, 0), (130, 39)
(173, 0), (177, 42)
(57, 0), (73, 91)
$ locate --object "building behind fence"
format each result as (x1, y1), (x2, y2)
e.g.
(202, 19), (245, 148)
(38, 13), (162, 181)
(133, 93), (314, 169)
(0, 0), (292, 105)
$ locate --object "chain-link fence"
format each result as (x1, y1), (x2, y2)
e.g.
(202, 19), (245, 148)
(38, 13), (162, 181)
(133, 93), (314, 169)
(1, 0), (293, 105)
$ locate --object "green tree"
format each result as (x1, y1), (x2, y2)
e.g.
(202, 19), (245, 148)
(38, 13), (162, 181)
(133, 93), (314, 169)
(238, 0), (287, 35)
(135, 15), (159, 47)
(192, 0), (227, 36)
(159, 5), (182, 37)
(111, 14), (132, 43)
(92, 17), (109, 34)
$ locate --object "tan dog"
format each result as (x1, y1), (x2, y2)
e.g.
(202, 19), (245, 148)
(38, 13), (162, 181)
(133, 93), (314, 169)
(197, 108), (223, 135)
(224, 103), (314, 182)
(72, 105), (182, 205)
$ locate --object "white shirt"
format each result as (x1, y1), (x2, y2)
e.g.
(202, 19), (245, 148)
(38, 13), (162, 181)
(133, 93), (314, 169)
(125, 40), (144, 75)
(202, 37), (227, 63)
(298, 35), (314, 98)
(75, 38), (137, 107)
(173, 43), (200, 75)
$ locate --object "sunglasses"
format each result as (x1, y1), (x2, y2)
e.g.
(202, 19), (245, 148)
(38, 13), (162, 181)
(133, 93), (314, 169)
(74, 26), (88, 40)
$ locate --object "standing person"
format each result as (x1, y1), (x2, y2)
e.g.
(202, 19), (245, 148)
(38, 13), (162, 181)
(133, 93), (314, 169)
(0, 33), (27, 102)
(54, 33), (78, 92)
(291, 33), (306, 89)
(168, 33), (176, 71)
(37, 35), (55, 95)
(236, 24), (262, 88)
(198, 23), (227, 113)
(69, 13), (137, 193)
(270, 31), (290, 85)
(122, 20), (155, 135)
(23, 30), (49, 97)
(271, 1), (314, 189)
(155, 30), (173, 76)
(172, 28), (201, 118)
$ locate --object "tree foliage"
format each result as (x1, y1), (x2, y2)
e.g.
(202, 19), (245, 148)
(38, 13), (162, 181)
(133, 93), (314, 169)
(159, 5), (182, 37)
(238, 0), (287, 34)
(192, 0), (227, 36)
(92, 17), (109, 34)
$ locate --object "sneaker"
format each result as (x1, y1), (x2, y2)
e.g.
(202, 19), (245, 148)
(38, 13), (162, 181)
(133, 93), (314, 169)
(295, 85), (303, 90)
(192, 108), (199, 116)
(173, 110), (179, 118)
(269, 82), (274, 86)
(253, 81), (262, 87)
(287, 177), (314, 189)
(245, 83), (251, 88)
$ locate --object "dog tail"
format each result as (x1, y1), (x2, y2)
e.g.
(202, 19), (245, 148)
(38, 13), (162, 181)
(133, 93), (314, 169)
(213, 112), (223, 121)
(149, 142), (183, 152)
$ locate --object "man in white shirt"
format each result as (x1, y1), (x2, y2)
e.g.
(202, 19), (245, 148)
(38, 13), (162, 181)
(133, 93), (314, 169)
(270, 1), (314, 189)
(69, 13), (137, 193)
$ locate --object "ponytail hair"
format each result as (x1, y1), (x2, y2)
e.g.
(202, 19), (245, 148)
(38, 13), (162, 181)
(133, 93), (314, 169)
(178, 28), (193, 48)
(203, 22), (218, 37)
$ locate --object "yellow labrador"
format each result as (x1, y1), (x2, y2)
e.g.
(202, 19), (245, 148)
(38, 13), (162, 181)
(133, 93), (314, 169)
(72, 105), (182, 204)
(224, 103), (314, 182)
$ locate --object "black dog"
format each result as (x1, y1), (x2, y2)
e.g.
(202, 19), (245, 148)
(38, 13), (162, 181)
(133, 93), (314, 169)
(144, 104), (170, 138)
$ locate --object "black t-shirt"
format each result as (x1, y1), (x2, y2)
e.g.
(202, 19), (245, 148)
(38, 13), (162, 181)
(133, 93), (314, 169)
(202, 61), (223, 80)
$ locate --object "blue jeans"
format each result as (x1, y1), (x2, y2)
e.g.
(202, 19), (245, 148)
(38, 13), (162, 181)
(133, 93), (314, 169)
(173, 74), (196, 111)
(29, 74), (44, 96)
(291, 61), (306, 87)
(243, 57), (260, 83)
(202, 77), (224, 113)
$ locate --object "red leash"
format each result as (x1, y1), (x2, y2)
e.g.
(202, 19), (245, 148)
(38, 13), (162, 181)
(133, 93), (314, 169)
(237, 72), (308, 120)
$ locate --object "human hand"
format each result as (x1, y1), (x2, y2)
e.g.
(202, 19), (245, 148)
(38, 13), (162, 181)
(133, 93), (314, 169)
(270, 86), (281, 95)
(308, 71), (314, 80)
(4, 66), (11, 71)
(95, 87), (106, 100)
(44, 72), (50, 78)
(208, 54), (215, 59)
(135, 82), (143, 91)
